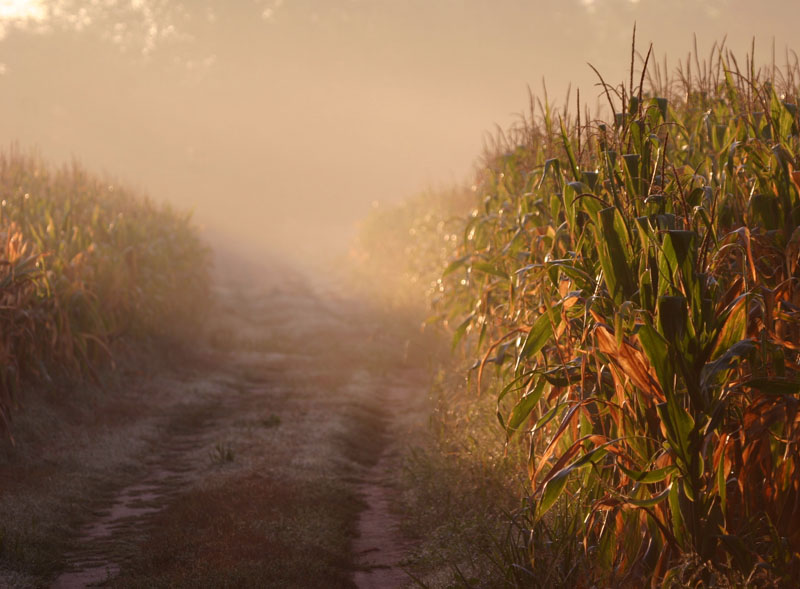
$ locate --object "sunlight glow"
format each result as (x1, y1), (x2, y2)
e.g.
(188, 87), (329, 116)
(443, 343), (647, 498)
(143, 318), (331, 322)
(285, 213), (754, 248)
(0, 0), (46, 22)
(0, 0), (45, 38)
(0, 0), (47, 39)
(260, 0), (285, 22)
(0, 1), (179, 55)
(0, 1), (288, 56)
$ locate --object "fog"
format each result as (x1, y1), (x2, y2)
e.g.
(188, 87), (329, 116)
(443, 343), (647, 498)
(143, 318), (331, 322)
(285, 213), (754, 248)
(0, 0), (797, 270)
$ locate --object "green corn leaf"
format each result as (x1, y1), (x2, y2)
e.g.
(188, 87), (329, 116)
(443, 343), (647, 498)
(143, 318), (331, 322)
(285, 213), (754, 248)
(658, 295), (688, 347)
(442, 256), (468, 277)
(506, 377), (547, 436)
(771, 89), (795, 140)
(538, 442), (614, 518)
(618, 463), (677, 484)
(663, 230), (697, 283)
(471, 261), (509, 280)
(451, 313), (474, 350)
(560, 119), (581, 181)
(652, 97), (668, 122)
(538, 468), (570, 518)
(717, 446), (727, 515)
(545, 261), (594, 292)
(657, 400), (695, 470)
(748, 193), (781, 231)
(701, 339), (755, 391)
(531, 402), (565, 437)
(581, 170), (599, 191)
(622, 153), (641, 198)
(638, 322), (672, 396)
(598, 207), (635, 301)
(626, 485), (672, 507)
(743, 377), (800, 395)
(668, 479), (687, 547)
(537, 158), (562, 191)
(516, 301), (563, 368)
(497, 370), (536, 404)
(564, 182), (586, 230)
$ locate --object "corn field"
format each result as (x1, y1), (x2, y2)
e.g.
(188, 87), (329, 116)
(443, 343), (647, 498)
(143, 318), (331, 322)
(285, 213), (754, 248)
(0, 148), (210, 439)
(431, 42), (800, 585)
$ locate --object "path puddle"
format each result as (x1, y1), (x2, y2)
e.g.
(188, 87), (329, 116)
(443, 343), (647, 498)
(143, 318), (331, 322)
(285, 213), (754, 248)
(51, 564), (120, 589)
(79, 484), (163, 539)
(51, 477), (176, 588)
(50, 425), (210, 588)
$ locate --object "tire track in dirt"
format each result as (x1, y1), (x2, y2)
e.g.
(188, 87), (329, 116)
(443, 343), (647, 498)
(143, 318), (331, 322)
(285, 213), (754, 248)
(1, 264), (428, 588)
(51, 398), (233, 588)
(353, 381), (420, 589)
(39, 272), (315, 587)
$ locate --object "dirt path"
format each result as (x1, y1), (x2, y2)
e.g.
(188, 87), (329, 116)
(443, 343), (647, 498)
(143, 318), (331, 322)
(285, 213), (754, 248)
(51, 381), (243, 588)
(0, 266), (429, 588)
(353, 380), (421, 589)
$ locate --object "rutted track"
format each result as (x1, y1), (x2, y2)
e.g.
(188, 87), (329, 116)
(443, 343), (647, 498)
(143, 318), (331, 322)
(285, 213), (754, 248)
(353, 379), (423, 589)
(0, 266), (427, 588)
(52, 392), (240, 587)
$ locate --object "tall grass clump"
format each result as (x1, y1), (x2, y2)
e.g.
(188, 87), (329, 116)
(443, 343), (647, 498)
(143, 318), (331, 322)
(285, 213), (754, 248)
(0, 148), (210, 437)
(437, 40), (800, 585)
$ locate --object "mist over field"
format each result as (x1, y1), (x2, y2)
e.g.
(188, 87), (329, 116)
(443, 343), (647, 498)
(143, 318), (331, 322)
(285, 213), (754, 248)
(0, 0), (797, 269)
(4, 2), (800, 587)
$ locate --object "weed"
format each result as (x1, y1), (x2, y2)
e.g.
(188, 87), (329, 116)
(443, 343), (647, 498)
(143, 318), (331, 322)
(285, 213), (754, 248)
(260, 414), (281, 428)
(210, 441), (235, 464)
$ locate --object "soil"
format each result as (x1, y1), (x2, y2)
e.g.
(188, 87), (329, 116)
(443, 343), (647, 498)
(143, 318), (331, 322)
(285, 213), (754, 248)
(352, 382), (420, 589)
(0, 263), (432, 588)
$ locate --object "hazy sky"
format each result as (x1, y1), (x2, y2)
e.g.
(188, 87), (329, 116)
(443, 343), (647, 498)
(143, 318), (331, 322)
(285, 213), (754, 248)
(0, 1), (798, 266)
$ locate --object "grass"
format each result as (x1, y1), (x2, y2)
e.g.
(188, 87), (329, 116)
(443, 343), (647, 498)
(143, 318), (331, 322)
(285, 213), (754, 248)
(359, 37), (800, 587)
(397, 372), (530, 588)
(0, 348), (193, 579)
(259, 413), (282, 428)
(210, 441), (235, 464)
(111, 474), (361, 589)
